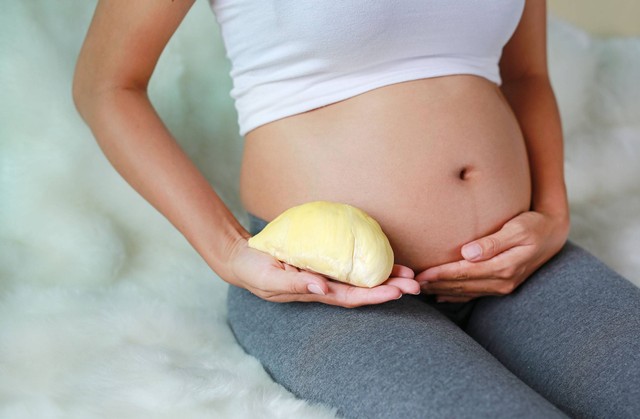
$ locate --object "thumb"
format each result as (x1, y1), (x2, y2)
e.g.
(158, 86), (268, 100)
(461, 224), (519, 262)
(283, 268), (329, 296)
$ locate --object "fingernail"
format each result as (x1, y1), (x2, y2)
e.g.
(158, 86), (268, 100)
(395, 294), (403, 300)
(462, 243), (482, 260)
(307, 284), (325, 295)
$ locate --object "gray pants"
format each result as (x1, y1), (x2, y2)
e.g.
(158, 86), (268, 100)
(227, 214), (640, 418)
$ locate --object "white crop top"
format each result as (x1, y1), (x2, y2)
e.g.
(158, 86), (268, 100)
(209, 0), (526, 136)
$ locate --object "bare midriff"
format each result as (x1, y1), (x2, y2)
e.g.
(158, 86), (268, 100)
(240, 75), (532, 272)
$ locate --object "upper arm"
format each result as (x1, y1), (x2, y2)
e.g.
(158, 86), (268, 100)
(73, 0), (195, 101)
(499, 0), (548, 81)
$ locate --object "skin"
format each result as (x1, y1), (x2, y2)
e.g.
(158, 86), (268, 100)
(418, 1), (570, 303)
(74, 0), (569, 308)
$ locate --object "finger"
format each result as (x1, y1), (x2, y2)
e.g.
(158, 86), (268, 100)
(259, 262), (410, 307)
(263, 266), (330, 296)
(417, 246), (529, 283)
(436, 296), (474, 303)
(391, 264), (415, 279)
(385, 277), (421, 295)
(282, 264), (416, 297)
(421, 281), (479, 298)
(324, 282), (402, 307)
(422, 278), (515, 297)
(274, 282), (405, 307)
(461, 217), (528, 262)
(416, 259), (496, 282)
(263, 264), (407, 305)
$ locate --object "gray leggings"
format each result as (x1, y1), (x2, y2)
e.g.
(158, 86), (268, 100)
(227, 214), (640, 418)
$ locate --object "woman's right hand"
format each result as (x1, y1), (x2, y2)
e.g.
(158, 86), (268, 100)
(226, 238), (420, 308)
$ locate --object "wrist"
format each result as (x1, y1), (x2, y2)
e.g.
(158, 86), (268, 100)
(223, 228), (252, 279)
(211, 233), (247, 286)
(198, 217), (251, 283)
(537, 207), (571, 246)
(531, 187), (569, 221)
(530, 194), (570, 241)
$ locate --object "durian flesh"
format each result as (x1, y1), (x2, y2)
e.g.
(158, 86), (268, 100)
(247, 201), (394, 288)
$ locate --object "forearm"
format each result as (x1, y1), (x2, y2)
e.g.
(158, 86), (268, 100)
(75, 87), (250, 279)
(500, 75), (569, 221)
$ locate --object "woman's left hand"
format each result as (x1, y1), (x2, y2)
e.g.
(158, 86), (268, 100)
(416, 210), (570, 303)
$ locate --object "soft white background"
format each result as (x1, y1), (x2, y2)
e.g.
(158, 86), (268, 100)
(1, 1), (639, 418)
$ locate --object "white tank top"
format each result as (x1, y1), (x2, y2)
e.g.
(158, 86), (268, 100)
(209, 0), (526, 136)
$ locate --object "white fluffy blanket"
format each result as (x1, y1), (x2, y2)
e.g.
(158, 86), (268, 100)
(1, 1), (638, 417)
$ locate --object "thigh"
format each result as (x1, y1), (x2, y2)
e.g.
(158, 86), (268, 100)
(466, 241), (640, 419)
(227, 286), (567, 419)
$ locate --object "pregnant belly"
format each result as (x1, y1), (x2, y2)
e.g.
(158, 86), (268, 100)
(241, 76), (532, 272)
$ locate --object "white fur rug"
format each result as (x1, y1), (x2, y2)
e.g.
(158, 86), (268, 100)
(1, 1), (638, 418)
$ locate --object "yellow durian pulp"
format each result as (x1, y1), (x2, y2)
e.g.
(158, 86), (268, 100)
(247, 201), (394, 288)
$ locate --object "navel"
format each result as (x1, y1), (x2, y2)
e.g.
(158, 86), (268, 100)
(458, 166), (471, 180)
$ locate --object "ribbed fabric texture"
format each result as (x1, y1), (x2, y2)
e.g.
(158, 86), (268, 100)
(209, 0), (526, 136)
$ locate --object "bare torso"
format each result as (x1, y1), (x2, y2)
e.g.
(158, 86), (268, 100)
(240, 75), (531, 272)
